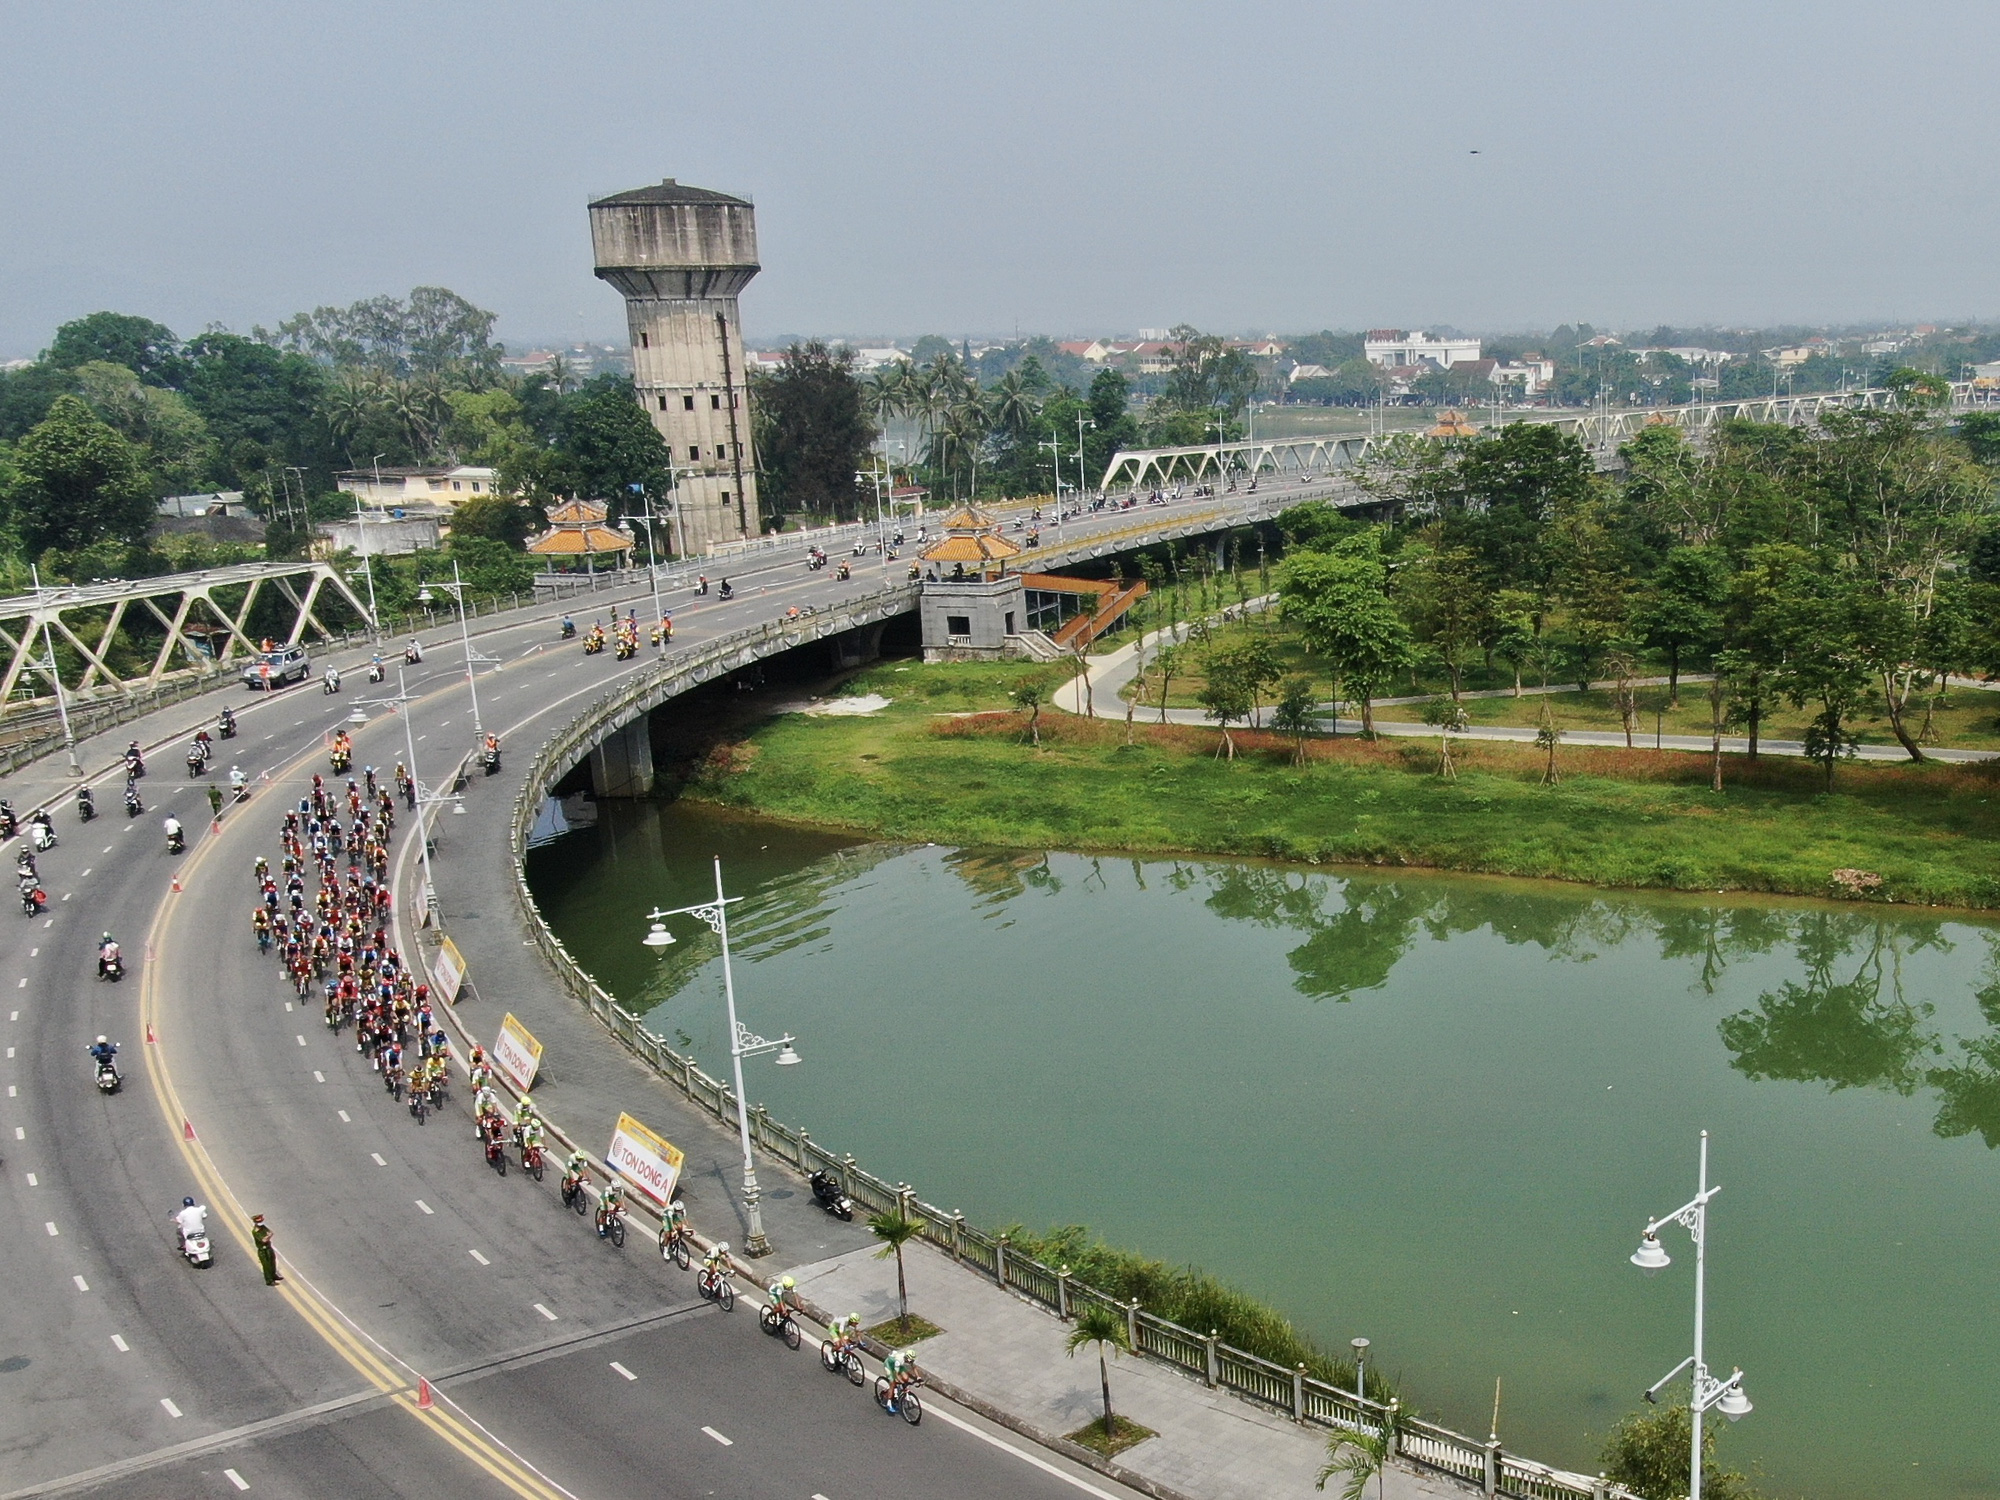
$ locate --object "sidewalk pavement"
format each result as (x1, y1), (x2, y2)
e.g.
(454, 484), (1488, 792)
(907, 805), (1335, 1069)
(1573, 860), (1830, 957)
(790, 1238), (1463, 1500)
(1061, 626), (1998, 765)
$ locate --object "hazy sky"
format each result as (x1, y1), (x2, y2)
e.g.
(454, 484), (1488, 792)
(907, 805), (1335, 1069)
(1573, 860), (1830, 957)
(4, 2), (1995, 357)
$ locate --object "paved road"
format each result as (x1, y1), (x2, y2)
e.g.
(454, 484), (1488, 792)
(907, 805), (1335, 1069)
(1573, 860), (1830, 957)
(2, 501), (1265, 1500)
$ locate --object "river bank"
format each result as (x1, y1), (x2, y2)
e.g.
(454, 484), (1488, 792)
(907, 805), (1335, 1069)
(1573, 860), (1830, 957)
(685, 661), (2000, 910)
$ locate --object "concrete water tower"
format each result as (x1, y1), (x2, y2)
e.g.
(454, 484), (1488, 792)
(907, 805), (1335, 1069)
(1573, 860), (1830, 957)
(589, 179), (762, 553)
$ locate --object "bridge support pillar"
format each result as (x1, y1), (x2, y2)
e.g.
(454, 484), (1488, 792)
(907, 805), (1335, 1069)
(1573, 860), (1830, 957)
(588, 716), (655, 799)
(830, 621), (886, 671)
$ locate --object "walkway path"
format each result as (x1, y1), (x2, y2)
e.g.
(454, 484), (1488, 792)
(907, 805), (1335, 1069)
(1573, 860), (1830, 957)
(1059, 624), (1999, 766)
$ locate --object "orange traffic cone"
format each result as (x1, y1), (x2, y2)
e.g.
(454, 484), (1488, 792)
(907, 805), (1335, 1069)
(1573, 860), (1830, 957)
(182, 1119), (196, 1142)
(170, 874), (183, 893)
(145, 1022), (156, 1044)
(416, 1378), (434, 1410)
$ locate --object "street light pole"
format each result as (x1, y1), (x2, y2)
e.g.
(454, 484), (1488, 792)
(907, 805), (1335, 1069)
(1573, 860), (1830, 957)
(1074, 415), (1095, 515)
(643, 856), (799, 1257)
(417, 563), (484, 743)
(1629, 1130), (1752, 1500)
(628, 498), (668, 654)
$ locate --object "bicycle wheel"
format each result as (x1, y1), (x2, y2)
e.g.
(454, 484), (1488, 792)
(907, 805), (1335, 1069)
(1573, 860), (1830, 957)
(608, 1216), (625, 1248)
(717, 1280), (734, 1312)
(495, 1151), (507, 1177)
(874, 1376), (894, 1412)
(671, 1233), (690, 1271)
(844, 1349), (866, 1386)
(820, 1340), (841, 1374)
(782, 1314), (801, 1351)
(901, 1389), (922, 1426)
(572, 1187), (589, 1216)
(528, 1155), (544, 1182)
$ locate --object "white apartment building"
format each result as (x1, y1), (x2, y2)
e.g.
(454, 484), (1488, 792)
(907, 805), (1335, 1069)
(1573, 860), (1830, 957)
(335, 465), (498, 509)
(1363, 330), (1482, 370)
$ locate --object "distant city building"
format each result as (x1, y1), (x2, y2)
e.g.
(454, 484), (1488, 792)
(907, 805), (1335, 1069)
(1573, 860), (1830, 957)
(336, 465), (497, 509)
(1363, 330), (1482, 370)
(315, 514), (441, 557)
(1287, 363), (1334, 384)
(157, 490), (249, 519)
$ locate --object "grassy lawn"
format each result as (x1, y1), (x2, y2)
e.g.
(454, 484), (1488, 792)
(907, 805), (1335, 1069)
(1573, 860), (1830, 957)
(864, 1313), (944, 1346)
(1124, 617), (2000, 752)
(687, 661), (2000, 910)
(1065, 1414), (1155, 1459)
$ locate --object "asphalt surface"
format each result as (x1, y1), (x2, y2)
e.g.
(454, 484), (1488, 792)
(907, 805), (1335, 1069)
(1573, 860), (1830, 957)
(0, 492), (1294, 1500)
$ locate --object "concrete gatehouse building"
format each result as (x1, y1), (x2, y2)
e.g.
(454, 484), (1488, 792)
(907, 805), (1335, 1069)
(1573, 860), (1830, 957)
(588, 178), (763, 555)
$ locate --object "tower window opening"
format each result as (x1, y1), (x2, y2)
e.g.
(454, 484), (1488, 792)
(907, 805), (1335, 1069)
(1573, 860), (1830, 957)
(689, 446), (701, 461)
(639, 331), (649, 348)
(710, 393), (721, 409)
(683, 395), (695, 411)
(658, 395), (669, 410)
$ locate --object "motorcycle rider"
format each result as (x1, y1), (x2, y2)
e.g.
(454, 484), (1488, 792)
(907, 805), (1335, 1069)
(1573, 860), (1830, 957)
(164, 815), (185, 853)
(322, 666), (341, 694)
(88, 1035), (118, 1073)
(97, 934), (121, 978)
(75, 785), (94, 820)
(218, 706), (237, 737)
(229, 766), (248, 802)
(124, 780), (144, 815)
(173, 1196), (208, 1252)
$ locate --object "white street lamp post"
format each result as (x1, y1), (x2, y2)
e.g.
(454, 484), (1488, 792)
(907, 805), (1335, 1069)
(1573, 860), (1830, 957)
(1074, 415), (1095, 518)
(643, 856), (799, 1257)
(349, 668), (462, 923)
(626, 499), (668, 654)
(416, 561), (486, 744)
(1629, 1130), (1752, 1500)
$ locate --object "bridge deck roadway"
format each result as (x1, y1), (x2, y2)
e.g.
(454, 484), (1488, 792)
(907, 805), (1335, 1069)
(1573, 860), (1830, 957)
(0, 492), (1301, 1500)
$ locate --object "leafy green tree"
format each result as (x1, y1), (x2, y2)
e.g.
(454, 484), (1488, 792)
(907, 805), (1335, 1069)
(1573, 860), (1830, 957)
(1420, 695), (1469, 779)
(262, 286), (501, 381)
(1281, 538), (1413, 734)
(1755, 549), (1870, 790)
(1630, 547), (1725, 705)
(447, 495), (539, 549)
(1196, 646), (1258, 759)
(10, 395), (157, 554)
(179, 332), (332, 486)
(46, 312), (184, 385)
(71, 362), (214, 494)
(1149, 642), (1187, 724)
(1064, 1303), (1131, 1443)
(1014, 678), (1045, 747)
(1163, 326), (1258, 416)
(753, 340), (877, 521)
(1317, 1405), (1405, 1500)
(445, 535), (535, 597)
(1398, 536), (1487, 700)
(552, 377), (673, 514)
(1272, 676), (1319, 765)
(1600, 1402), (1760, 1500)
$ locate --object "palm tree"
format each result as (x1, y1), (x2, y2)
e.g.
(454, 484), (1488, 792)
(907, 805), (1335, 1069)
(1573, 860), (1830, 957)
(988, 368), (1041, 440)
(320, 371), (378, 464)
(1317, 1402), (1403, 1500)
(1064, 1303), (1131, 1443)
(869, 1208), (922, 1334)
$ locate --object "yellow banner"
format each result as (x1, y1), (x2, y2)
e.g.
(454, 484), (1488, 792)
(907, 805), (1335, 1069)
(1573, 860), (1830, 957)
(607, 1112), (685, 1206)
(493, 1012), (543, 1094)
(432, 937), (467, 1004)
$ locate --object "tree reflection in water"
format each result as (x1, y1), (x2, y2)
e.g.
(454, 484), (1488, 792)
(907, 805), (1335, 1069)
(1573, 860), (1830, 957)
(1187, 862), (2000, 1148)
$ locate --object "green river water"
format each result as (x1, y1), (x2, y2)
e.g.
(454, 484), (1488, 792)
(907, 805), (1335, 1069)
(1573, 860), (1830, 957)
(527, 800), (2000, 1499)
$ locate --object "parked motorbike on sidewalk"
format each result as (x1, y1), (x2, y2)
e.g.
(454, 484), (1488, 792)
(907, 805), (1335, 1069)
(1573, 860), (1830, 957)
(809, 1168), (855, 1221)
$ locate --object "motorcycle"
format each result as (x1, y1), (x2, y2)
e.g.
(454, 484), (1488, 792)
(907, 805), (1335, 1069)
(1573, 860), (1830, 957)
(177, 1224), (212, 1268)
(28, 818), (56, 852)
(367, 659), (385, 683)
(404, 642), (422, 664)
(165, 822), (186, 855)
(99, 952), (125, 983)
(480, 746), (501, 777)
(75, 787), (95, 822)
(186, 745), (208, 777)
(0, 803), (16, 838)
(95, 1058), (121, 1093)
(560, 619), (577, 639)
(231, 776), (249, 804)
(809, 1169), (855, 1221)
(582, 634), (605, 656)
(20, 884), (45, 917)
(718, 582), (733, 601)
(217, 711), (237, 740)
(124, 787), (144, 818)
(125, 750), (145, 779)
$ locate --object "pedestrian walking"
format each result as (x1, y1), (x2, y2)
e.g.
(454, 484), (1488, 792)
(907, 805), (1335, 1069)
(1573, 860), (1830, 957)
(207, 784), (224, 820)
(253, 1213), (282, 1284)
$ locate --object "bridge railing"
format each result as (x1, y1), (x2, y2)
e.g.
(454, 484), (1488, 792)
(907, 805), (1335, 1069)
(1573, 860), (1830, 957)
(504, 633), (1640, 1500)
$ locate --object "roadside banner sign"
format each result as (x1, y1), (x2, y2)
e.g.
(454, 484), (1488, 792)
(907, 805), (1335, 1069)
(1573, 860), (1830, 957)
(606, 1112), (684, 1207)
(493, 1012), (543, 1094)
(432, 937), (467, 1005)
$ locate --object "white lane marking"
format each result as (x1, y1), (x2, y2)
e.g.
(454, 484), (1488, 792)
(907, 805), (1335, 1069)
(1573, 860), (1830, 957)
(701, 1426), (732, 1446)
(25, 1172), (36, 1186)
(294, 720), (305, 726)
(28, 948), (35, 957)
(416, 734), (426, 742)
(415, 1200), (433, 1215)
(60, 894), (70, 901)
(16, 978), (24, 988)
(284, 1001), (292, 1012)
(468, 1248), (490, 1265)
(927, 1403), (1127, 1498)
(296, 1035), (306, 1046)
(533, 1303), (557, 1321)
(337, 1110), (350, 1123)
(79, 869), (90, 878)
(225, 1469), (248, 1490)
(111, 1334), (129, 1351)
(5, 1047), (11, 1056)
(40, 918), (49, 928)
(46, 1221), (58, 1236)
(7, 1013), (14, 1022)
(12, 1127), (22, 1140)
(6, 1085), (14, 1097)
(160, 1398), (182, 1419)
(313, 1070), (325, 1082)
(371, 1154), (386, 1166)
(610, 1361), (636, 1381)
(73, 1274), (87, 1290)
(101, 846), (112, 854)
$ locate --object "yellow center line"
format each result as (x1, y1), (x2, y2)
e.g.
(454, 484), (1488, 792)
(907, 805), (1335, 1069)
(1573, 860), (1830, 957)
(137, 697), (577, 1500)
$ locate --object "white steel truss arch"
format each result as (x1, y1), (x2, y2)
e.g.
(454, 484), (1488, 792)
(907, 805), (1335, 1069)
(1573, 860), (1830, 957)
(0, 560), (376, 703)
(1100, 382), (1995, 493)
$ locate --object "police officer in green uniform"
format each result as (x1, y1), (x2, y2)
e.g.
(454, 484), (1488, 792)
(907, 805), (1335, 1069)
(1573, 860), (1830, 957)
(253, 1213), (282, 1285)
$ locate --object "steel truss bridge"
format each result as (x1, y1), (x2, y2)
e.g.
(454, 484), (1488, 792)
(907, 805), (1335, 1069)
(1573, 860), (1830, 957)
(1099, 381), (1997, 492)
(0, 559), (375, 703)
